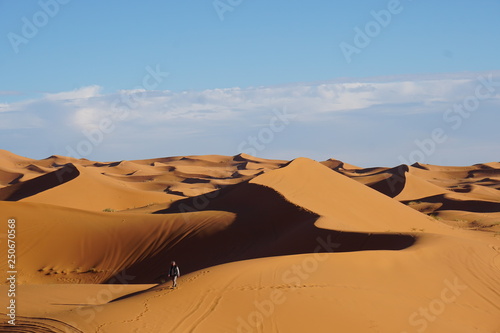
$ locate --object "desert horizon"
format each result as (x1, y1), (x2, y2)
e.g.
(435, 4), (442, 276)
(1, 149), (499, 332)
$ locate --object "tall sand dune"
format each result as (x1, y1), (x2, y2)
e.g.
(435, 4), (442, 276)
(0, 151), (499, 332)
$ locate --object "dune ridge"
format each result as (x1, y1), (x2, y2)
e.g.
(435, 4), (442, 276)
(0, 151), (499, 332)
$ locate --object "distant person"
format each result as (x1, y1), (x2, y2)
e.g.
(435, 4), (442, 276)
(168, 261), (180, 288)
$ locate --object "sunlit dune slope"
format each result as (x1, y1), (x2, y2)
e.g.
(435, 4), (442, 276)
(0, 151), (499, 333)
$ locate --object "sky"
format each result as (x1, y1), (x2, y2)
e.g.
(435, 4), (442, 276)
(0, 0), (499, 167)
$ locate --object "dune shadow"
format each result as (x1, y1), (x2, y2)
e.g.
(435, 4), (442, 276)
(363, 165), (409, 198)
(418, 194), (500, 213)
(107, 183), (416, 284)
(108, 285), (160, 303)
(0, 164), (79, 201)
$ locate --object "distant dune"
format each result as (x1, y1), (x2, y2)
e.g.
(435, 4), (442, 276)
(0, 150), (499, 332)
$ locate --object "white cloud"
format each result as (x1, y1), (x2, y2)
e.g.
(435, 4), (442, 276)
(44, 85), (102, 101)
(1, 71), (499, 165)
(72, 107), (103, 130)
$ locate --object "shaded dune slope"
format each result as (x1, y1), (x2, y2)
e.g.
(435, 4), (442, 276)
(0, 200), (236, 284)
(0, 164), (79, 201)
(1, 158), (420, 286)
(136, 181), (415, 280)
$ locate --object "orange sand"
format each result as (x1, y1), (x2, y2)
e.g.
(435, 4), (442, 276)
(0, 150), (499, 332)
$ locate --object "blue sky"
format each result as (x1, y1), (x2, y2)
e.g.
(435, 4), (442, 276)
(1, 0), (499, 166)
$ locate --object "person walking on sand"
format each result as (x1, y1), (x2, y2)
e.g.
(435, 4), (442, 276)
(168, 261), (180, 288)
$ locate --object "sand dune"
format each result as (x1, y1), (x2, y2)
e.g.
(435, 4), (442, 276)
(32, 236), (499, 333)
(330, 161), (500, 232)
(0, 151), (499, 332)
(344, 165), (450, 201)
(0, 168), (23, 187)
(0, 153), (286, 212)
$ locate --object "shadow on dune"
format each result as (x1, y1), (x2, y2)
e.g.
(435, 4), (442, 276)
(417, 194), (500, 213)
(107, 182), (416, 284)
(0, 164), (79, 201)
(467, 168), (500, 178)
(361, 165), (409, 198)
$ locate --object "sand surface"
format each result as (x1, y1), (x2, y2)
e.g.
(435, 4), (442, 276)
(1, 150), (499, 332)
